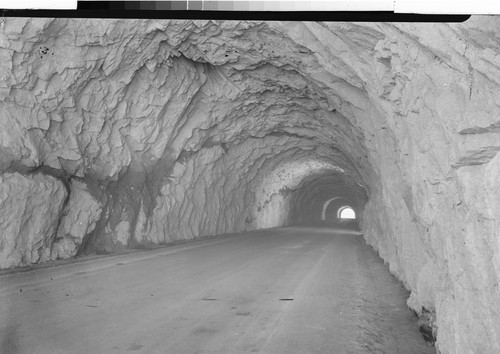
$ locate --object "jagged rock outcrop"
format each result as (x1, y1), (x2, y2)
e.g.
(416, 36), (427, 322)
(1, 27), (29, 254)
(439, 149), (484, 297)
(51, 179), (103, 259)
(0, 172), (67, 268)
(0, 16), (499, 353)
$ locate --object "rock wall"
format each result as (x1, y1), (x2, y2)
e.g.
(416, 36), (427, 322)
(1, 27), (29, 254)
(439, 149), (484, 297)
(52, 179), (103, 259)
(0, 172), (67, 268)
(0, 17), (499, 352)
(357, 18), (500, 352)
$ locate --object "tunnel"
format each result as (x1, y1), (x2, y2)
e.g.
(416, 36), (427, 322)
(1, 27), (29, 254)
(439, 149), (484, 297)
(0, 17), (500, 353)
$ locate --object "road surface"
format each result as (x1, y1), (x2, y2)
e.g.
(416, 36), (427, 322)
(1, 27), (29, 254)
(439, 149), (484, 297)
(1, 226), (434, 353)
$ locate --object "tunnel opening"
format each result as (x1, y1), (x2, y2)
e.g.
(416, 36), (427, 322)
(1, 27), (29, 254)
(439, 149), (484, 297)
(336, 206), (359, 230)
(316, 197), (361, 230)
(284, 167), (367, 231)
(338, 206), (356, 219)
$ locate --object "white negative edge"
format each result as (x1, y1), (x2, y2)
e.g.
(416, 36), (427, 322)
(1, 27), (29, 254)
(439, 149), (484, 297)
(0, 0), (77, 9)
(394, 0), (500, 15)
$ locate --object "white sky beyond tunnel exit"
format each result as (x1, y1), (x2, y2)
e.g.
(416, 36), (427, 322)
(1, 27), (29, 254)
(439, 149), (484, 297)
(339, 207), (356, 219)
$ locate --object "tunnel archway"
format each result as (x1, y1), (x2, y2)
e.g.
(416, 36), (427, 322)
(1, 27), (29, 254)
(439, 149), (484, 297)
(286, 168), (367, 227)
(321, 198), (336, 221)
(321, 197), (354, 222)
(321, 197), (352, 221)
(1, 17), (499, 353)
(318, 197), (361, 230)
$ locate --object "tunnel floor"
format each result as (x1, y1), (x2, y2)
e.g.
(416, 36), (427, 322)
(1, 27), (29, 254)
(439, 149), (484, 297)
(0, 227), (434, 353)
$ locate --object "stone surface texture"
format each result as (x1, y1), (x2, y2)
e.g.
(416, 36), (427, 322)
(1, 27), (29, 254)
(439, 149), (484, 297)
(51, 179), (103, 259)
(0, 17), (499, 352)
(0, 172), (67, 268)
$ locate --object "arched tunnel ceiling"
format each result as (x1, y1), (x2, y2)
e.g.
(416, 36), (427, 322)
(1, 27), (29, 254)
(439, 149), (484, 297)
(1, 16), (500, 353)
(1, 18), (381, 253)
(1, 19), (375, 180)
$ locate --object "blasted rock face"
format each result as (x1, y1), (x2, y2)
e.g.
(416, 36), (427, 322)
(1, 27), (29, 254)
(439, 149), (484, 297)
(51, 179), (103, 260)
(0, 16), (500, 353)
(0, 172), (67, 268)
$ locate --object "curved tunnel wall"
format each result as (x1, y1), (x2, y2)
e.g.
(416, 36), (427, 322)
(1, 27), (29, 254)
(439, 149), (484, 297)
(0, 17), (499, 353)
(321, 197), (356, 221)
(321, 198), (360, 231)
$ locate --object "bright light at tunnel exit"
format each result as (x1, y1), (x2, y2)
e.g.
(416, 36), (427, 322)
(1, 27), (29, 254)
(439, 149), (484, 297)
(339, 207), (356, 219)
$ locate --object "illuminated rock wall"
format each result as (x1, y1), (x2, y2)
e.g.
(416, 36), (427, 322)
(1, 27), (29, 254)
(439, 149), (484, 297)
(0, 17), (499, 352)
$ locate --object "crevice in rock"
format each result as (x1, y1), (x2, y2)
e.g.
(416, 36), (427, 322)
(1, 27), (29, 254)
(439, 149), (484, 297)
(416, 307), (438, 346)
(452, 146), (500, 168)
(458, 121), (500, 134)
(50, 178), (71, 248)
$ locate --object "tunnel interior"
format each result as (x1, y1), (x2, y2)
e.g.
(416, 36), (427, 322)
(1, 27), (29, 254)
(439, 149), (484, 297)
(287, 169), (366, 228)
(321, 197), (359, 228)
(1, 17), (500, 353)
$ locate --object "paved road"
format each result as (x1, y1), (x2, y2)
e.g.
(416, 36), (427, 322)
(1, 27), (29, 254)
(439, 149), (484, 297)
(1, 227), (434, 354)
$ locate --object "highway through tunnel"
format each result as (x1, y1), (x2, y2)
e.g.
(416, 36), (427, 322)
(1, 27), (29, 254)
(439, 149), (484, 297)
(0, 227), (433, 353)
(1, 17), (500, 353)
